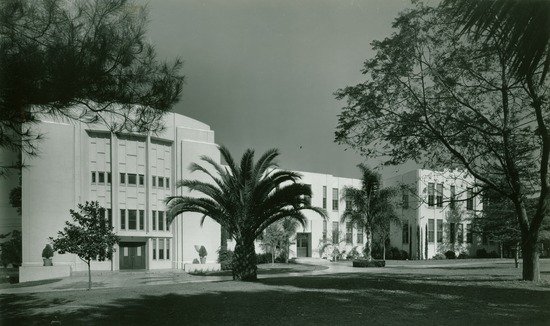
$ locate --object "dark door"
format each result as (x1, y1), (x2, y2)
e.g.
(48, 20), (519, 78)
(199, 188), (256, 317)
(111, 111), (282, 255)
(296, 233), (310, 257)
(119, 242), (146, 270)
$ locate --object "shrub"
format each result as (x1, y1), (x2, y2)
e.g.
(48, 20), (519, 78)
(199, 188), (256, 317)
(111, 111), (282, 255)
(370, 243), (383, 260)
(0, 230), (22, 268)
(432, 253), (446, 260)
(192, 258), (200, 264)
(217, 248), (234, 270)
(256, 252), (273, 264)
(274, 252), (287, 263)
(198, 246), (207, 258)
(489, 251), (499, 258)
(476, 248), (488, 258)
(347, 247), (361, 260)
(457, 252), (468, 259)
(42, 244), (54, 259)
(444, 250), (456, 259)
(353, 259), (385, 267)
(400, 250), (409, 260)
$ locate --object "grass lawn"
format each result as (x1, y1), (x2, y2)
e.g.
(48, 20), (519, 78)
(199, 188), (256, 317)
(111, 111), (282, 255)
(1, 261), (549, 325)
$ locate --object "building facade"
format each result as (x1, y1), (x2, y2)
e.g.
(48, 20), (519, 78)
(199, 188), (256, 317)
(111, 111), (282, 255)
(6, 111), (221, 281)
(386, 169), (497, 259)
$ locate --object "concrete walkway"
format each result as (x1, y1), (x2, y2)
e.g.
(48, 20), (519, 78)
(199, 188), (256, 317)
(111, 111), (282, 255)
(0, 258), (541, 294)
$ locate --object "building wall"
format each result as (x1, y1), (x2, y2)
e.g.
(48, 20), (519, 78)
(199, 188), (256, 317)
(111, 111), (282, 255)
(17, 111), (221, 278)
(386, 169), (498, 259)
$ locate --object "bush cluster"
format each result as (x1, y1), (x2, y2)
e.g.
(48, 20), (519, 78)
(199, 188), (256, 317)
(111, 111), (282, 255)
(0, 231), (22, 268)
(217, 248), (234, 270)
(444, 250), (456, 259)
(476, 249), (499, 258)
(386, 247), (409, 260)
(432, 253), (446, 260)
(457, 252), (469, 259)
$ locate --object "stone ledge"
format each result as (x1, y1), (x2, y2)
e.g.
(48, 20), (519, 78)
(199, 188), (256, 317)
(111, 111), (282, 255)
(19, 265), (72, 282)
(183, 263), (221, 273)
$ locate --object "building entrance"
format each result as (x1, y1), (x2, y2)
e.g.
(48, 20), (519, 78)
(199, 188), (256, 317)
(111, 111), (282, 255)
(119, 242), (146, 270)
(296, 233), (311, 257)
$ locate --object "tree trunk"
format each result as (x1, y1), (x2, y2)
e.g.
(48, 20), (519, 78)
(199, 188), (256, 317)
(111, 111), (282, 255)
(522, 239), (540, 282)
(271, 247), (275, 265)
(233, 240), (257, 281)
(500, 242), (503, 259)
(365, 226), (372, 261)
(382, 241), (386, 261)
(514, 242), (519, 268)
(87, 260), (91, 290)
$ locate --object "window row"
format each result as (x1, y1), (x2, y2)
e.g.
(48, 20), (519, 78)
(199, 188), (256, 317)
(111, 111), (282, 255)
(426, 183), (476, 211)
(118, 209), (170, 232)
(322, 221), (364, 245)
(91, 171), (171, 189)
(425, 219), (472, 244)
(152, 238), (171, 260)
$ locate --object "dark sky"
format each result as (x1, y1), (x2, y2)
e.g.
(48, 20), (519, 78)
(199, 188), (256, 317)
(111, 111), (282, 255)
(146, 0), (419, 179)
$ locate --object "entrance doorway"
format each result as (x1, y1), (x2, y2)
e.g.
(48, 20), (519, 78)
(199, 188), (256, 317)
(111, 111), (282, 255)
(296, 233), (311, 257)
(119, 242), (146, 270)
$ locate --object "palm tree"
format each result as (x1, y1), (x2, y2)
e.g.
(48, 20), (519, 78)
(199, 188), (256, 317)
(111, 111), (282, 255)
(341, 164), (399, 261)
(443, 0), (550, 82)
(165, 146), (326, 281)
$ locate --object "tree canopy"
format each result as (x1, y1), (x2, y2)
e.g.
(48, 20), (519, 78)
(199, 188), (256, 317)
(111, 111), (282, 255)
(335, 2), (549, 281)
(0, 0), (184, 166)
(51, 201), (119, 290)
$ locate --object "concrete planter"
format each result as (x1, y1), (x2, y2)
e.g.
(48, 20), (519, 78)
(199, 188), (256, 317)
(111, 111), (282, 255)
(183, 263), (221, 273)
(352, 259), (386, 268)
(43, 258), (53, 266)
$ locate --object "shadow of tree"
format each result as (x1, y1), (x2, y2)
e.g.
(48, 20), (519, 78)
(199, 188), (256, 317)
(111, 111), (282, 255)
(1, 273), (549, 325)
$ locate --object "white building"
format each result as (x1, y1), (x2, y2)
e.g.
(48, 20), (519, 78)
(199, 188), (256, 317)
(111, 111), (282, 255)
(2, 110), (221, 281)
(386, 169), (497, 259)
(0, 110), (499, 282)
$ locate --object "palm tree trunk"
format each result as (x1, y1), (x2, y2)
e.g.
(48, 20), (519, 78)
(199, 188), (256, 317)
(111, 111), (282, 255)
(233, 239), (257, 281)
(365, 226), (373, 261)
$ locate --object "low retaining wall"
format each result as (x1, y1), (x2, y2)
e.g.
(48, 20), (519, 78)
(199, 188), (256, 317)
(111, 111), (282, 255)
(19, 265), (72, 282)
(183, 263), (221, 273)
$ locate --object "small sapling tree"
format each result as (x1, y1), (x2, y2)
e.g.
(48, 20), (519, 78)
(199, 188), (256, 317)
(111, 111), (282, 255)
(51, 201), (119, 290)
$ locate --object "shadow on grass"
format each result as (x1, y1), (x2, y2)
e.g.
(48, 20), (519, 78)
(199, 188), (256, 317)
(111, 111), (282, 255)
(0, 278), (63, 289)
(1, 272), (549, 325)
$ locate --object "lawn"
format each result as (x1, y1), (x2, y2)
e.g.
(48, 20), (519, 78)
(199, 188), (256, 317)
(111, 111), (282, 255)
(1, 261), (549, 325)
(189, 262), (327, 276)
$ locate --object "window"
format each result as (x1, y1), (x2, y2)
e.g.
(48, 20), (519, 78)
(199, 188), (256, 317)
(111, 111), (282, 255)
(139, 174), (144, 186)
(159, 239), (165, 259)
(346, 222), (353, 244)
(128, 173), (137, 186)
(402, 193), (409, 209)
(322, 220), (327, 240)
(152, 176), (156, 187)
(152, 211), (157, 231)
(458, 223), (464, 243)
(107, 172), (112, 184)
(166, 239), (170, 259)
(466, 188), (474, 210)
(357, 226), (364, 244)
(450, 185), (456, 208)
(466, 223), (473, 243)
(437, 219), (443, 242)
(158, 176), (164, 188)
(345, 195), (352, 210)
(402, 222), (409, 244)
(428, 219), (435, 242)
(332, 222), (339, 243)
(128, 209), (137, 230)
(91, 171), (96, 183)
(120, 209), (126, 229)
(322, 186), (327, 209)
(139, 210), (144, 230)
(450, 223), (456, 243)
(436, 183), (443, 207)
(153, 239), (157, 259)
(159, 211), (165, 231)
(166, 177), (170, 189)
(427, 183), (435, 207)
(106, 209), (112, 228)
(120, 173), (126, 185)
(98, 172), (105, 184)
(332, 188), (339, 211)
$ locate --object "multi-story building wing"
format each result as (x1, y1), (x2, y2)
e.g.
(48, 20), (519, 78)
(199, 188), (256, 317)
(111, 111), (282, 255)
(11, 110), (221, 281)
(386, 169), (497, 259)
